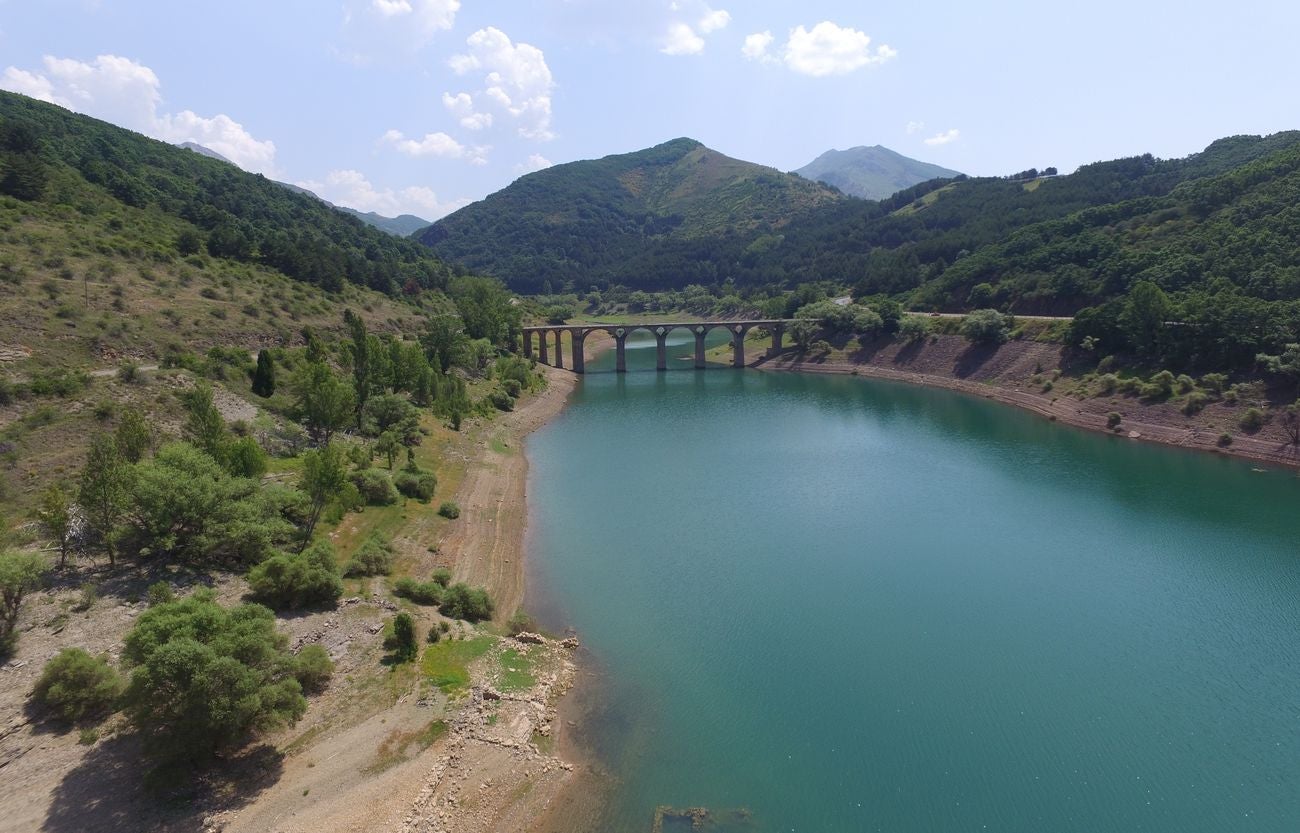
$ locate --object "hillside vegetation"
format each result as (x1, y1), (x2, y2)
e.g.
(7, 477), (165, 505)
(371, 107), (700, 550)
(420, 137), (842, 292)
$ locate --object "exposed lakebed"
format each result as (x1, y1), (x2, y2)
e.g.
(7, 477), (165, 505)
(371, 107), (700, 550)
(526, 330), (1300, 832)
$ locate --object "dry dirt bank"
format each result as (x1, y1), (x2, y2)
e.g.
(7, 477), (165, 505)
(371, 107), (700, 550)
(752, 334), (1300, 469)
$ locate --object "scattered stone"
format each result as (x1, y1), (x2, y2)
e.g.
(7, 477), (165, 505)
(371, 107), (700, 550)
(513, 632), (546, 645)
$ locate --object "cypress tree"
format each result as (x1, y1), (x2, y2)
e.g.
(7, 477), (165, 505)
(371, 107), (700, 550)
(252, 349), (276, 398)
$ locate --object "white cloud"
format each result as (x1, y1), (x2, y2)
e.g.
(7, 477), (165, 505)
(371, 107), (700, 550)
(924, 128), (960, 146)
(339, 0), (460, 61)
(698, 9), (731, 34)
(450, 27), (556, 141)
(516, 153), (553, 174)
(906, 120), (925, 135)
(741, 31), (775, 62)
(783, 21), (896, 77)
(381, 128), (489, 164)
(0, 54), (277, 174)
(441, 91), (493, 130)
(297, 169), (469, 220)
(661, 22), (705, 55)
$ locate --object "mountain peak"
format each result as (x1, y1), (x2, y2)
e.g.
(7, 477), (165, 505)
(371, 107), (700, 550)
(794, 145), (962, 200)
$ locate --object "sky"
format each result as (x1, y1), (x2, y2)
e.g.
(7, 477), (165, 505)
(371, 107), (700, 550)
(0, 0), (1296, 221)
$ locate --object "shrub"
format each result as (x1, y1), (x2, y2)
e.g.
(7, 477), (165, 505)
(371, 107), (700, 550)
(437, 501), (460, 519)
(1181, 391), (1210, 416)
(1140, 370), (1176, 399)
(1107, 412), (1122, 429)
(1239, 408), (1267, 432)
(896, 315), (930, 343)
(247, 541), (343, 610)
(385, 612), (418, 663)
(73, 582), (98, 612)
(118, 361), (142, 384)
(122, 592), (307, 761)
(351, 468), (398, 506)
(502, 379), (522, 399)
(1096, 373), (1118, 395)
(440, 583), (494, 622)
(959, 309), (1011, 345)
(1217, 432), (1233, 447)
(506, 611), (535, 636)
(344, 534), (394, 577)
(489, 389), (513, 412)
(146, 581), (174, 606)
(32, 648), (123, 723)
(432, 568), (452, 588)
(1175, 374), (1196, 394)
(293, 644), (334, 693)
(427, 625), (442, 644)
(393, 577), (443, 605)
(394, 469), (437, 502)
(1201, 373), (1228, 395)
(1116, 376), (1142, 395)
(1, 550), (46, 654)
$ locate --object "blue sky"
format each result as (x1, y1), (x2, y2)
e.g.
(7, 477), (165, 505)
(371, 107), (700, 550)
(1, 0), (1295, 220)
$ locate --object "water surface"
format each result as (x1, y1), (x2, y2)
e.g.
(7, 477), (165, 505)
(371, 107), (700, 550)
(526, 333), (1300, 832)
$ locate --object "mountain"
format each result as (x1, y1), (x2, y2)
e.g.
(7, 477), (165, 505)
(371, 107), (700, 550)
(178, 141), (233, 164)
(0, 90), (450, 298)
(793, 145), (962, 200)
(335, 208), (430, 237)
(418, 137), (844, 292)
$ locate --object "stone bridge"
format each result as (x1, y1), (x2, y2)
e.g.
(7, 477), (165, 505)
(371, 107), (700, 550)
(520, 319), (809, 373)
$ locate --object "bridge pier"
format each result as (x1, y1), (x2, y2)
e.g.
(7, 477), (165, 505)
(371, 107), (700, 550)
(655, 328), (668, 371)
(768, 323), (784, 357)
(732, 326), (746, 369)
(553, 329), (563, 369)
(539, 329), (549, 365)
(571, 329), (586, 374)
(522, 330), (533, 359)
(615, 330), (627, 373)
(694, 328), (707, 369)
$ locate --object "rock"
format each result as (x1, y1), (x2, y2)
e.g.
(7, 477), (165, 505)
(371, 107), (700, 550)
(513, 632), (546, 645)
(559, 636), (580, 650)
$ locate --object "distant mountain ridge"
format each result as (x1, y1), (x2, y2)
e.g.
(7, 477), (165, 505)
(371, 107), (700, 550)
(793, 145), (962, 200)
(176, 142), (429, 237)
(420, 137), (843, 291)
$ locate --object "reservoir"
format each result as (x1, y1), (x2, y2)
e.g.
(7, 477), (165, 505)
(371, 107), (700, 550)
(526, 331), (1300, 831)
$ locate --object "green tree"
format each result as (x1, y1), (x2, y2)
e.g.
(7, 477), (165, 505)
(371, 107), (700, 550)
(251, 349), (277, 398)
(387, 612), (418, 663)
(78, 434), (130, 564)
(34, 484), (74, 569)
(246, 541), (343, 610)
(300, 443), (348, 548)
(122, 592), (306, 761)
(32, 648), (124, 723)
(375, 430), (401, 470)
(114, 406), (152, 463)
(1119, 281), (1171, 357)
(960, 309), (1011, 345)
(1, 550), (46, 653)
(344, 309), (372, 428)
(180, 382), (228, 461)
(439, 583), (494, 623)
(448, 276), (520, 346)
(293, 362), (355, 446)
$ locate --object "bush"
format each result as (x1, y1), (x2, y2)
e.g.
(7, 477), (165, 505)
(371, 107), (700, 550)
(437, 501), (460, 519)
(351, 468), (398, 506)
(385, 612), (418, 663)
(506, 611), (535, 636)
(959, 309), (1010, 345)
(1106, 412), (1122, 430)
(1201, 373), (1228, 395)
(1217, 432), (1234, 447)
(32, 648), (123, 723)
(393, 577), (443, 605)
(344, 534), (394, 577)
(1, 550), (46, 654)
(247, 541), (343, 610)
(394, 469), (437, 502)
(896, 315), (930, 343)
(224, 436), (268, 478)
(1175, 374), (1196, 394)
(1181, 391), (1210, 415)
(1140, 370), (1175, 399)
(439, 583), (494, 622)
(427, 625), (442, 644)
(1096, 373), (1119, 395)
(1239, 408), (1267, 432)
(432, 568), (452, 588)
(489, 389), (514, 412)
(122, 592), (307, 760)
(293, 644), (334, 693)
(502, 379), (522, 399)
(118, 361), (142, 384)
(146, 581), (174, 607)
(73, 582), (98, 612)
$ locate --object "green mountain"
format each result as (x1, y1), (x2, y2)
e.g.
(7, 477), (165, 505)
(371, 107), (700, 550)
(419, 137), (843, 292)
(336, 208), (429, 237)
(0, 91), (450, 296)
(793, 145), (962, 200)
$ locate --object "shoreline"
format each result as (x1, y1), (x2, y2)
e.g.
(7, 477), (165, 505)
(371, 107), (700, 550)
(751, 348), (1300, 470)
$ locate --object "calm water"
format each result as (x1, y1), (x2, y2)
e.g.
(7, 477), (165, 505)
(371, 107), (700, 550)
(525, 332), (1300, 832)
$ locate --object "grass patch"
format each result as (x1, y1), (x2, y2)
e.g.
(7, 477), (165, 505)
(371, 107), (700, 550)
(364, 718), (449, 774)
(421, 634), (494, 694)
(497, 647), (537, 693)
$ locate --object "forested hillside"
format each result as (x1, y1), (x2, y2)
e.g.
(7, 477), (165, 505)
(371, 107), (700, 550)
(420, 137), (842, 292)
(793, 145), (961, 200)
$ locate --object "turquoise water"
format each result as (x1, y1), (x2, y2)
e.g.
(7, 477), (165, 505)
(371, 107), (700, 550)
(525, 333), (1300, 832)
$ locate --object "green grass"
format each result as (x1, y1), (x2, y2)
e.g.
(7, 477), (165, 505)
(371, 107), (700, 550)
(421, 634), (494, 694)
(364, 718), (448, 774)
(497, 647), (537, 693)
